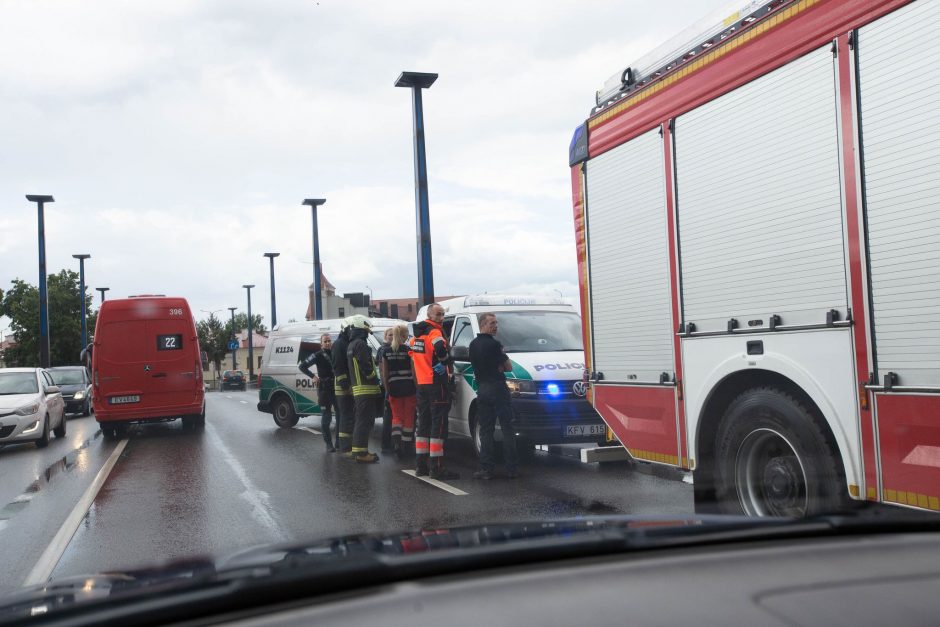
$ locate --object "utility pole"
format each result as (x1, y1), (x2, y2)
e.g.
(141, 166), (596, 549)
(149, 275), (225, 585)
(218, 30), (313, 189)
(26, 195), (54, 367)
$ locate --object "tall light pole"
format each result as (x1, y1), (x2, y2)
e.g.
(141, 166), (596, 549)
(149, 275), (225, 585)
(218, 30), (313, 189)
(365, 285), (374, 314)
(395, 71), (438, 306)
(73, 254), (91, 352)
(26, 195), (54, 367)
(263, 252), (280, 328)
(243, 285), (255, 381)
(302, 199), (326, 320)
(227, 306), (238, 370)
(96, 287), (110, 303)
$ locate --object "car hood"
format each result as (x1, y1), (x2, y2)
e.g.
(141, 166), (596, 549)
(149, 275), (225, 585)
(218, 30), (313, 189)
(0, 393), (40, 413)
(3, 511), (935, 622)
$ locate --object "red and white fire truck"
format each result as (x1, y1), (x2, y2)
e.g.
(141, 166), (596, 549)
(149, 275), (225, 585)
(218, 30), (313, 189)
(571, 0), (939, 516)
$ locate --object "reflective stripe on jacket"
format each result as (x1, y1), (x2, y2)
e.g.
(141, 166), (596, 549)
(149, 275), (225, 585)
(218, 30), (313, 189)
(347, 329), (381, 397)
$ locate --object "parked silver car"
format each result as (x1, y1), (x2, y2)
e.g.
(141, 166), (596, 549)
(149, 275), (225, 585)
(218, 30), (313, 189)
(0, 368), (67, 448)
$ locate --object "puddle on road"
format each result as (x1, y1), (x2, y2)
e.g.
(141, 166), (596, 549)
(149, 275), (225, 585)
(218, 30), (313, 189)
(0, 430), (104, 532)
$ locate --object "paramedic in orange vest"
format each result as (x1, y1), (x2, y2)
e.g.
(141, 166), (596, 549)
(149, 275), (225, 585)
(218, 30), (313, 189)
(410, 303), (459, 480)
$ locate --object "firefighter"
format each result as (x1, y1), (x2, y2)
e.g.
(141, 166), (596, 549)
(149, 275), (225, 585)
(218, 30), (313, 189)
(346, 315), (382, 463)
(410, 303), (459, 480)
(331, 321), (355, 454)
(381, 324), (416, 458)
(298, 333), (338, 452)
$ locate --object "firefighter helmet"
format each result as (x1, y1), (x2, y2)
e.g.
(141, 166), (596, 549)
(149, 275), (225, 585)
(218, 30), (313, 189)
(344, 314), (372, 330)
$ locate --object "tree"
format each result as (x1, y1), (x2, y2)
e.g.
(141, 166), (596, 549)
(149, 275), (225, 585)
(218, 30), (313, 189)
(197, 314), (228, 374)
(229, 312), (266, 337)
(0, 270), (97, 367)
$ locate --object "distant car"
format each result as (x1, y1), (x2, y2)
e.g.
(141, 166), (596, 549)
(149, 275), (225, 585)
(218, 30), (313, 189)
(221, 370), (246, 391)
(48, 366), (92, 417)
(0, 368), (67, 448)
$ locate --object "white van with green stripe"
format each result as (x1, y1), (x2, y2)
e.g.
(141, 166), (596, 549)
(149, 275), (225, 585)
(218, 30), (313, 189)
(256, 318), (400, 428)
(427, 295), (605, 456)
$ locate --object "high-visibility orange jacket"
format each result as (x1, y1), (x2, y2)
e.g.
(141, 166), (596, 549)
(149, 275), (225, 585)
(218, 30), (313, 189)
(409, 320), (449, 385)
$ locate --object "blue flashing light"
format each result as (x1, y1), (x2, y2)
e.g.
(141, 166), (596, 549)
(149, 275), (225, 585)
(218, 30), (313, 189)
(546, 383), (561, 396)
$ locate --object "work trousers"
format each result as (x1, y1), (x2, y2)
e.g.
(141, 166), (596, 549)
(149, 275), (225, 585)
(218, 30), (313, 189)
(318, 386), (336, 447)
(389, 394), (417, 442)
(476, 381), (518, 473)
(336, 392), (356, 451)
(352, 394), (381, 454)
(415, 382), (450, 459)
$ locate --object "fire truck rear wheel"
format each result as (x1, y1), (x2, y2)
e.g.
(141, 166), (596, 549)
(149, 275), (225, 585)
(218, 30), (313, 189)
(272, 396), (299, 429)
(714, 386), (844, 518)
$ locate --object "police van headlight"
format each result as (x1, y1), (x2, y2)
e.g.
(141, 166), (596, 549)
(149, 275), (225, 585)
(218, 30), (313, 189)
(73, 391), (85, 400)
(506, 380), (537, 396)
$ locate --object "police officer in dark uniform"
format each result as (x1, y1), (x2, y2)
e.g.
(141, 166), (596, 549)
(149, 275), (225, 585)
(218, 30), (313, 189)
(299, 332), (338, 452)
(469, 312), (517, 479)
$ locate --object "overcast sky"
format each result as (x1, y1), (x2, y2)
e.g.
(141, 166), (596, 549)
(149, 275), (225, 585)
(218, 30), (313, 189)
(1, 0), (709, 331)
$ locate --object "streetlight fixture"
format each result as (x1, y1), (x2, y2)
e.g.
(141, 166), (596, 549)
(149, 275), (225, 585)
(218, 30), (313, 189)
(243, 285), (255, 381)
(26, 195), (54, 367)
(365, 285), (374, 314)
(227, 306), (238, 370)
(96, 287), (110, 303)
(263, 253), (280, 328)
(302, 199), (326, 320)
(72, 254), (91, 353)
(395, 71), (438, 307)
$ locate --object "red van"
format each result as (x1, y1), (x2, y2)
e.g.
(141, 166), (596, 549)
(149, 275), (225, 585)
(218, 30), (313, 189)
(91, 296), (205, 438)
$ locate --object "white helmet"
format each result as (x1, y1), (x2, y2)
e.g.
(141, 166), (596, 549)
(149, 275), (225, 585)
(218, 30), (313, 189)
(344, 314), (372, 330)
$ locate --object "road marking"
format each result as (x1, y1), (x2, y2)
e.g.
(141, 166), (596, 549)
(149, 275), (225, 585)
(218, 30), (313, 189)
(239, 400), (247, 404)
(24, 438), (129, 586)
(401, 470), (468, 496)
(206, 428), (287, 541)
(298, 426), (322, 436)
(226, 395), (232, 399)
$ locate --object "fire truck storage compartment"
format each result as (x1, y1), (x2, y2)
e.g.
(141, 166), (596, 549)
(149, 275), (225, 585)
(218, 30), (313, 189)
(583, 127), (675, 384)
(673, 45), (848, 333)
(858, 0), (940, 388)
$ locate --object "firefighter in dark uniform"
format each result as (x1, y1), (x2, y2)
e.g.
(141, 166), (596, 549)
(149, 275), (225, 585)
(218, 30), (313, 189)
(298, 332), (338, 452)
(346, 315), (382, 463)
(469, 313), (518, 479)
(410, 303), (459, 480)
(332, 321), (356, 454)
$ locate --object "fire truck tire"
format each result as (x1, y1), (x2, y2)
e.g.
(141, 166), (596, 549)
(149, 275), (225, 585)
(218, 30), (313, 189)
(272, 396), (299, 429)
(714, 386), (844, 518)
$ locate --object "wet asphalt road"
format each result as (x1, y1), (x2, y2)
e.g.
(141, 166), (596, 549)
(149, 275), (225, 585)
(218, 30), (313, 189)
(0, 390), (691, 594)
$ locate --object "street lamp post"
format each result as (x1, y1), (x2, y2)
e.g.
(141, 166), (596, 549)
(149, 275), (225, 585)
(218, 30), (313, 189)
(73, 254), (91, 352)
(365, 285), (374, 314)
(263, 253), (280, 328)
(395, 71), (438, 307)
(227, 307), (238, 370)
(243, 285), (255, 381)
(26, 195), (54, 367)
(96, 287), (109, 303)
(302, 199), (326, 320)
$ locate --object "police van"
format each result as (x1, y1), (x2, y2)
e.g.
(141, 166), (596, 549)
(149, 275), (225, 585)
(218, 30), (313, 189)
(256, 317), (402, 428)
(422, 295), (604, 456)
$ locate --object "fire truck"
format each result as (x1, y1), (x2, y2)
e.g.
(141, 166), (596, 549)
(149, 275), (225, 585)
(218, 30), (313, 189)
(570, 0), (939, 516)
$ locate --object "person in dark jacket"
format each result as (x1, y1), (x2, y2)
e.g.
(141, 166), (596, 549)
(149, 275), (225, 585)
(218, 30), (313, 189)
(346, 315), (382, 463)
(381, 324), (417, 458)
(375, 328), (394, 454)
(299, 333), (338, 452)
(469, 313), (517, 479)
(331, 323), (355, 454)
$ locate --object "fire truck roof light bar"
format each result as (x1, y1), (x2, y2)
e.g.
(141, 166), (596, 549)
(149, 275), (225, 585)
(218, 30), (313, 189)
(594, 0), (794, 111)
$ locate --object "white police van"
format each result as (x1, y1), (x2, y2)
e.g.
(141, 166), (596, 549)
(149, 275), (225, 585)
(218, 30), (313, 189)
(421, 295), (604, 456)
(256, 317), (401, 428)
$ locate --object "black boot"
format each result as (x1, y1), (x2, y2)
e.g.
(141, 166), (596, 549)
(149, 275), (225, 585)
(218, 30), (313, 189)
(430, 458), (459, 481)
(415, 454), (430, 477)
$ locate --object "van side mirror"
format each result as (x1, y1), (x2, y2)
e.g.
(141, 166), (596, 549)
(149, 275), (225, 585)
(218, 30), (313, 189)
(451, 346), (469, 361)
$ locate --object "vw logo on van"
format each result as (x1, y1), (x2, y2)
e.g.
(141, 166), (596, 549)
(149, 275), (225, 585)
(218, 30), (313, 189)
(572, 381), (587, 397)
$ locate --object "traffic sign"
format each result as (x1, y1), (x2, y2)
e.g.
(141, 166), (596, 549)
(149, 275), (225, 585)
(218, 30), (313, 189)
(228, 341), (239, 350)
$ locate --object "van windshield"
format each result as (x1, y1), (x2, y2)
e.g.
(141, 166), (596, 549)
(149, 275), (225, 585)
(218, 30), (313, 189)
(492, 311), (583, 353)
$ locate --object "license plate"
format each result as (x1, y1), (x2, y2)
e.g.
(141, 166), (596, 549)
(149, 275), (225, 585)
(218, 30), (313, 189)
(565, 424), (606, 437)
(109, 395), (140, 405)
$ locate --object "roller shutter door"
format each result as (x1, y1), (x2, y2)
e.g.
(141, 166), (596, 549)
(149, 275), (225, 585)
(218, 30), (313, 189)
(675, 46), (848, 333)
(584, 128), (674, 384)
(859, 0), (940, 387)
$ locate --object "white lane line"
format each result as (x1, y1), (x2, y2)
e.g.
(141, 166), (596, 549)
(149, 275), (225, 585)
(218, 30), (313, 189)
(401, 470), (468, 496)
(24, 438), (129, 586)
(226, 395), (233, 399)
(298, 426), (322, 436)
(206, 427), (287, 542)
(239, 400), (247, 404)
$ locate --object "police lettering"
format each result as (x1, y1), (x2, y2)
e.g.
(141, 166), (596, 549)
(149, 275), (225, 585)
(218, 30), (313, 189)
(276, 346), (294, 354)
(533, 362), (585, 372)
(295, 378), (318, 389)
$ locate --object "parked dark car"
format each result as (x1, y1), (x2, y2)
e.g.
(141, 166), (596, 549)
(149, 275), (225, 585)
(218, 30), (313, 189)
(221, 370), (246, 391)
(48, 366), (92, 417)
